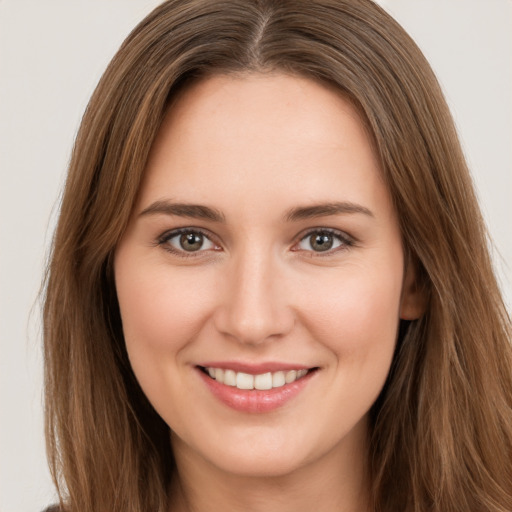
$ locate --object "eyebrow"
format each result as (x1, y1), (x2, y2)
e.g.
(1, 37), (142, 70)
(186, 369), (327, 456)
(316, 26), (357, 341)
(284, 202), (374, 221)
(139, 199), (373, 223)
(139, 200), (225, 222)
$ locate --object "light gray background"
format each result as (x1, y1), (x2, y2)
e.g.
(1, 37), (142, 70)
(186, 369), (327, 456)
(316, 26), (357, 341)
(1, 1), (510, 511)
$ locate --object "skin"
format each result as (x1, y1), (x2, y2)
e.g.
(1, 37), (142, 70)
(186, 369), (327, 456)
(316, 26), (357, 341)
(114, 73), (422, 512)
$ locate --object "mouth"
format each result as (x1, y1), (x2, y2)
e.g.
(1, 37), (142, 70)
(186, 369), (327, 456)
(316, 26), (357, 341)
(196, 364), (319, 413)
(199, 366), (314, 390)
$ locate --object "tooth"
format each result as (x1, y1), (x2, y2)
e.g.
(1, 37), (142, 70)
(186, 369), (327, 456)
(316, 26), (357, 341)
(236, 372), (254, 390)
(224, 369), (236, 386)
(254, 372), (272, 390)
(285, 370), (297, 384)
(272, 371), (285, 388)
(206, 367), (309, 389)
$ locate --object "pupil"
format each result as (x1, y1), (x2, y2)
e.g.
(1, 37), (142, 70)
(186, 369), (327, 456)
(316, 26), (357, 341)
(180, 232), (203, 251)
(311, 233), (333, 252)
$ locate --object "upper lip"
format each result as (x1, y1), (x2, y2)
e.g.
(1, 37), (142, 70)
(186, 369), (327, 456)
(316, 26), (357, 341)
(198, 361), (315, 374)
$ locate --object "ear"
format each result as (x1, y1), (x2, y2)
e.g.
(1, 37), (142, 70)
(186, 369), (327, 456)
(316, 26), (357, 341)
(400, 259), (426, 320)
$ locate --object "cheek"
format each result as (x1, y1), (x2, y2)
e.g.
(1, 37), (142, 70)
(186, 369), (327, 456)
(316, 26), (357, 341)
(114, 259), (221, 428)
(115, 260), (215, 369)
(296, 260), (404, 435)
(299, 260), (403, 361)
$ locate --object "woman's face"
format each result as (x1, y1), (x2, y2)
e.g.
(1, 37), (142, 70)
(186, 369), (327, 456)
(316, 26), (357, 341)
(115, 74), (420, 478)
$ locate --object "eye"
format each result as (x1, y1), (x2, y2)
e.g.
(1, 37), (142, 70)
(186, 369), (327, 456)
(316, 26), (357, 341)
(158, 229), (218, 254)
(295, 229), (353, 253)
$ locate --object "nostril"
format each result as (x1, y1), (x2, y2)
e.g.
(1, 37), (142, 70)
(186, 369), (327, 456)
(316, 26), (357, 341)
(212, 302), (295, 346)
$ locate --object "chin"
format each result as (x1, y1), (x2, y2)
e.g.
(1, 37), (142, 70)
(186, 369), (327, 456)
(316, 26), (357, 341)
(208, 448), (312, 479)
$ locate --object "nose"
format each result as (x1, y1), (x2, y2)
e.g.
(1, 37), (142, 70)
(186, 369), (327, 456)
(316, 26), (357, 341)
(212, 250), (295, 346)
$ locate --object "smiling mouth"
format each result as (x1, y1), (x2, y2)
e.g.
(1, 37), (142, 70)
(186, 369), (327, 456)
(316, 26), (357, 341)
(199, 366), (317, 390)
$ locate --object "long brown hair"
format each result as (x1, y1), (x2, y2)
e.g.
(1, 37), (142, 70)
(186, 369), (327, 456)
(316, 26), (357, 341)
(43, 1), (512, 511)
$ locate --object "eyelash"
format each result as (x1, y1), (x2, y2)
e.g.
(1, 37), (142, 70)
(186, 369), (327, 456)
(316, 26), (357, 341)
(293, 228), (355, 255)
(156, 227), (355, 257)
(156, 227), (220, 258)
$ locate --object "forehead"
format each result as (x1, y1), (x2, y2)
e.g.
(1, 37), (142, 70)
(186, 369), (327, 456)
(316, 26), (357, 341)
(156, 72), (373, 158)
(137, 73), (388, 218)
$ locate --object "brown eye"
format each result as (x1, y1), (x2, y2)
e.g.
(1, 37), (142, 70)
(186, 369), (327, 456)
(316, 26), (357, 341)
(309, 233), (334, 252)
(296, 229), (351, 253)
(160, 229), (217, 254)
(180, 232), (204, 251)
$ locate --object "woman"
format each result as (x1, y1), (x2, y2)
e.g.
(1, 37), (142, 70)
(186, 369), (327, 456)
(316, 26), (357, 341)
(43, 1), (512, 511)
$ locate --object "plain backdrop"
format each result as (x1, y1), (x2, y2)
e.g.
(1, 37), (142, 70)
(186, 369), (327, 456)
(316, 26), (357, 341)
(1, 1), (511, 511)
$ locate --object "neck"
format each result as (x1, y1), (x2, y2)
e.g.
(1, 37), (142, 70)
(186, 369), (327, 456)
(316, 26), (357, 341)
(169, 425), (371, 512)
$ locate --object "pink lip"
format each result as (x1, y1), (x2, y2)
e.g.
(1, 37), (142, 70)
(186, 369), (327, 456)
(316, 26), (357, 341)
(196, 365), (317, 413)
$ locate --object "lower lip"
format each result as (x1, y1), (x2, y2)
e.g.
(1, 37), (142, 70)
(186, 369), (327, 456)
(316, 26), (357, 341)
(197, 369), (316, 413)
